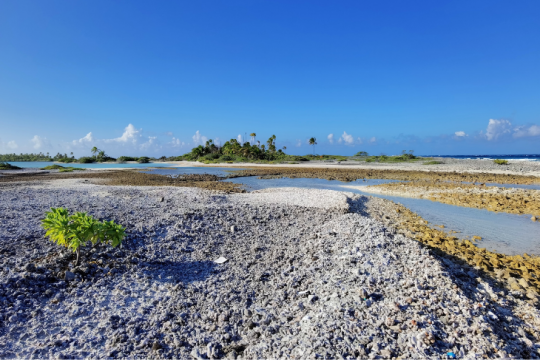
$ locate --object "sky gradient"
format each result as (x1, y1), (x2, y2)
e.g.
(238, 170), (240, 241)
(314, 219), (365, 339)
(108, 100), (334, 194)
(0, 1), (539, 157)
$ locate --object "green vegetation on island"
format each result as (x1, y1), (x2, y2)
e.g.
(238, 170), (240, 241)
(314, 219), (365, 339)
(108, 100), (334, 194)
(494, 159), (509, 165)
(0, 162), (22, 170)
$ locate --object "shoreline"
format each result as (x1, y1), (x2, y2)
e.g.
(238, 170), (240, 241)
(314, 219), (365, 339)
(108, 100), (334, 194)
(1, 181), (540, 358)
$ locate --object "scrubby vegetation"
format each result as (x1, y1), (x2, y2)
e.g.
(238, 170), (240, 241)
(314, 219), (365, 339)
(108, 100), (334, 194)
(177, 136), (303, 163)
(41, 208), (126, 266)
(494, 159), (509, 165)
(0, 162), (22, 170)
(0, 152), (53, 162)
(363, 151), (420, 163)
(423, 160), (443, 165)
(41, 165), (86, 172)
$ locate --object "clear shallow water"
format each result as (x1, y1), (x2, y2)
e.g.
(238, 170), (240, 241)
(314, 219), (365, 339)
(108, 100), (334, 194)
(5, 161), (175, 169)
(225, 176), (540, 256)
(143, 167), (244, 177)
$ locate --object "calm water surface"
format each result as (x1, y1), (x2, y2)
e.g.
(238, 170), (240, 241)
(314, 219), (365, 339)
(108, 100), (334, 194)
(224, 176), (540, 256)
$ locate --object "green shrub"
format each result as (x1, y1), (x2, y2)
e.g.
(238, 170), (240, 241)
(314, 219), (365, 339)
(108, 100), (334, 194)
(79, 157), (96, 164)
(0, 162), (22, 170)
(117, 156), (138, 162)
(423, 160), (443, 165)
(219, 155), (234, 162)
(494, 159), (508, 165)
(41, 208), (126, 266)
(137, 156), (150, 163)
(41, 165), (65, 170)
(202, 153), (220, 161)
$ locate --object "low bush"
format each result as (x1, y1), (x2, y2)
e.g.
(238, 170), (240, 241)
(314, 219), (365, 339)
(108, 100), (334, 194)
(423, 160), (443, 165)
(138, 157), (151, 163)
(0, 162), (21, 170)
(117, 156), (138, 162)
(202, 153), (220, 161)
(494, 159), (509, 165)
(41, 165), (65, 170)
(41, 208), (126, 266)
(79, 157), (96, 164)
(219, 155), (234, 162)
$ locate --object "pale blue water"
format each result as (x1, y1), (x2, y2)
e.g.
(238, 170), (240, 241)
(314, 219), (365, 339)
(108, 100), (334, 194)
(5, 161), (175, 169)
(224, 176), (540, 256)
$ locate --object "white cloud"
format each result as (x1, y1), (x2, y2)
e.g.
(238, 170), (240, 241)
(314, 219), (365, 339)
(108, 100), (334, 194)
(72, 132), (94, 145)
(369, 137), (376, 143)
(327, 133), (334, 144)
(513, 125), (540, 138)
(296, 139), (302, 147)
(357, 137), (363, 144)
(103, 124), (141, 144)
(0, 138), (18, 150)
(192, 131), (208, 146)
(339, 131), (354, 145)
(31, 135), (51, 150)
(237, 134), (243, 143)
(165, 131), (173, 136)
(485, 119), (512, 141)
(169, 137), (185, 147)
(140, 136), (157, 150)
(455, 131), (467, 137)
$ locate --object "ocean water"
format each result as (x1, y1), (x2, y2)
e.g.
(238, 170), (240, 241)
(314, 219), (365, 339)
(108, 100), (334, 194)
(4, 161), (175, 169)
(224, 176), (540, 256)
(429, 154), (540, 161)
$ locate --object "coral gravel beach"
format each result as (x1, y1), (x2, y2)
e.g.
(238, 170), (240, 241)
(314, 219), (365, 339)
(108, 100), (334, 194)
(2, 175), (540, 359)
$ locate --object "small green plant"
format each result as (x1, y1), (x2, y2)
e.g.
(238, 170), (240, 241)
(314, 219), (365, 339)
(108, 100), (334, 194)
(423, 160), (443, 165)
(494, 159), (508, 165)
(41, 208), (126, 266)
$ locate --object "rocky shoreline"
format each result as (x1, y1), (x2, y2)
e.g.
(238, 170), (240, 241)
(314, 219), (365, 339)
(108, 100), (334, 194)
(2, 180), (540, 358)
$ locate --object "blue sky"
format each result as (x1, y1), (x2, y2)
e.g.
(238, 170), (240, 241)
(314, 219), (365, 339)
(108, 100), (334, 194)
(0, 0), (539, 157)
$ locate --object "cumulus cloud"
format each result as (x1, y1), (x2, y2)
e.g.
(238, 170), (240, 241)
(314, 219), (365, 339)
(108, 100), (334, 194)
(357, 137), (363, 144)
(140, 136), (157, 150)
(369, 137), (376, 143)
(31, 135), (51, 150)
(485, 119), (512, 141)
(327, 133), (334, 144)
(107, 124), (141, 144)
(0, 138), (18, 150)
(192, 131), (208, 146)
(237, 134), (243, 144)
(169, 137), (185, 147)
(454, 131), (467, 137)
(72, 132), (94, 145)
(513, 125), (540, 138)
(339, 131), (354, 145)
(296, 139), (302, 147)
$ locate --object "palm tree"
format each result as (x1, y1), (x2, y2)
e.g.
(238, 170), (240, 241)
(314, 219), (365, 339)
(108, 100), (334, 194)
(309, 137), (317, 155)
(250, 133), (256, 144)
(283, 146), (287, 151)
(91, 147), (99, 159)
(97, 150), (106, 162)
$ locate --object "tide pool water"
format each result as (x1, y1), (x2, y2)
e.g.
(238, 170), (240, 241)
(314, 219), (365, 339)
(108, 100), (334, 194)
(5, 161), (175, 169)
(224, 176), (540, 256)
